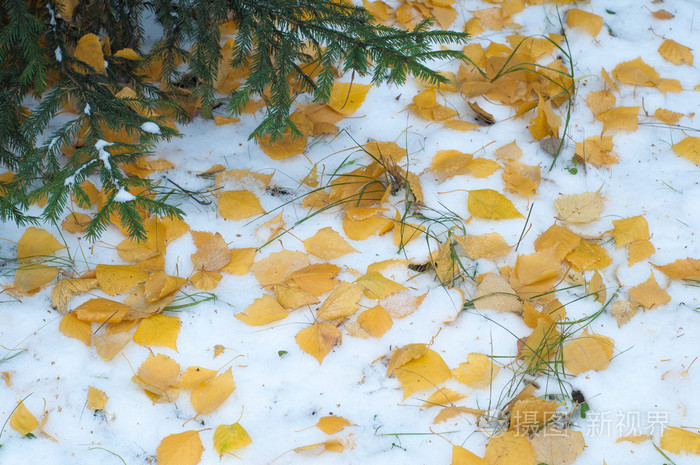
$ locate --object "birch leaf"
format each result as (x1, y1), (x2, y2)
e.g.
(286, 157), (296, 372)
(156, 431), (203, 465)
(10, 401), (39, 436)
(87, 386), (108, 410)
(133, 314), (181, 350)
(563, 329), (614, 375)
(484, 431), (536, 465)
(296, 323), (340, 364)
(672, 137), (700, 165)
(191, 367), (235, 415)
(214, 423), (252, 457)
(316, 416), (352, 434)
(555, 192), (603, 223)
(59, 312), (92, 346)
(303, 227), (358, 259)
(468, 189), (523, 220)
(660, 426), (700, 455)
(219, 190), (264, 220)
(452, 445), (488, 465)
(658, 39), (693, 66)
(236, 294), (289, 326)
(95, 264), (148, 295)
(653, 258), (700, 280)
(317, 281), (364, 321)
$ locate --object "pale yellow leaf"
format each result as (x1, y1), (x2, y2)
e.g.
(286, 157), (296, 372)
(628, 272), (670, 309)
(191, 367), (235, 415)
(214, 423), (252, 457)
(468, 189), (523, 220)
(303, 227), (358, 259)
(555, 192), (603, 224)
(236, 294), (289, 326)
(563, 329), (614, 375)
(87, 386), (108, 410)
(156, 430), (203, 465)
(452, 353), (500, 388)
(660, 426), (700, 455)
(10, 401), (38, 436)
(484, 431), (536, 465)
(317, 281), (364, 321)
(296, 323), (340, 364)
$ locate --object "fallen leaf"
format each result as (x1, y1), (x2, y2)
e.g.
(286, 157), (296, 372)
(510, 248), (563, 297)
(73, 298), (130, 323)
(73, 33), (106, 73)
(658, 39), (693, 66)
(190, 271), (222, 290)
(387, 345), (450, 399)
(132, 353), (180, 402)
(452, 445), (488, 465)
(585, 91), (616, 117)
(357, 305), (393, 337)
(530, 426), (585, 465)
(355, 272), (406, 299)
(598, 106), (640, 132)
(221, 248), (257, 275)
(566, 8), (602, 36)
(612, 57), (659, 86)
(236, 294), (289, 326)
(565, 239), (612, 272)
(502, 161), (541, 196)
(672, 137), (700, 165)
(520, 320), (561, 370)
(484, 431), (536, 465)
(654, 108), (683, 125)
(93, 320), (138, 361)
(653, 258), (700, 280)
(59, 312), (92, 346)
(10, 401), (38, 436)
(422, 388), (466, 407)
(495, 141), (522, 160)
(156, 430), (203, 465)
(87, 386), (108, 410)
(317, 416), (352, 434)
(628, 272), (670, 308)
(651, 9), (674, 20)
(95, 264), (148, 295)
(219, 190), (265, 220)
(468, 189), (523, 220)
(660, 426), (700, 455)
(177, 366), (218, 389)
(563, 329), (614, 375)
(510, 397), (559, 432)
(214, 423), (252, 457)
(62, 212), (92, 233)
(452, 353), (500, 388)
(327, 82), (372, 115)
(116, 217), (165, 262)
(273, 281), (319, 309)
(474, 273), (522, 313)
(296, 323), (341, 364)
(303, 227), (358, 259)
(191, 367), (235, 415)
(191, 232), (232, 271)
(588, 270), (606, 303)
(609, 216), (649, 248)
(430, 150), (473, 180)
(534, 224), (581, 260)
(555, 192), (603, 223)
(250, 250), (309, 287)
(133, 314), (181, 350)
(455, 233), (511, 259)
(17, 227), (65, 262)
(434, 406), (485, 424)
(317, 281), (364, 321)
(51, 278), (99, 313)
(290, 263), (341, 295)
(616, 434), (652, 444)
(293, 441), (345, 454)
(575, 135), (618, 166)
(257, 111), (313, 159)
(611, 300), (637, 327)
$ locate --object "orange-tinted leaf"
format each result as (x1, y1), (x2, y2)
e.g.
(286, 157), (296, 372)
(357, 305), (393, 337)
(219, 190), (265, 220)
(316, 416), (352, 434)
(221, 248), (256, 275)
(672, 137), (700, 165)
(59, 312), (92, 346)
(95, 264), (148, 295)
(660, 426), (700, 455)
(132, 353), (180, 401)
(62, 212), (92, 233)
(452, 445), (487, 465)
(327, 82), (372, 115)
(250, 250), (309, 287)
(484, 431), (535, 465)
(156, 431), (203, 465)
(563, 329), (614, 375)
(87, 386), (108, 410)
(502, 161), (541, 196)
(303, 227), (358, 259)
(73, 298), (130, 323)
(612, 57), (659, 86)
(653, 258), (700, 280)
(236, 294), (289, 326)
(133, 314), (181, 350)
(510, 397), (559, 432)
(177, 366), (217, 389)
(430, 150), (473, 180)
(296, 323), (340, 363)
(17, 227), (65, 262)
(599, 106), (639, 132)
(93, 320), (138, 361)
(566, 8), (602, 36)
(317, 281), (364, 321)
(530, 426), (585, 464)
(73, 33), (106, 73)
(658, 39), (693, 66)
(388, 345), (450, 399)
(191, 367), (235, 415)
(628, 272), (670, 308)
(452, 353), (500, 388)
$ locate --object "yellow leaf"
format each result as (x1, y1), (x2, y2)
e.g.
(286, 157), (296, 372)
(452, 353), (500, 388)
(214, 169), (273, 191)
(362, 140), (406, 163)
(530, 426), (585, 464)
(114, 47), (140, 60)
(575, 135), (618, 166)
(565, 239), (612, 272)
(554, 192), (603, 223)
(629, 272), (670, 309)
(293, 441), (345, 454)
(529, 99), (560, 140)
(510, 248), (563, 297)
(296, 323), (340, 364)
(191, 367), (235, 415)
(87, 386), (109, 410)
(658, 39), (693, 66)
(191, 232), (232, 271)
(653, 258), (700, 280)
(672, 137), (700, 165)
(534, 224), (581, 260)
(257, 111), (312, 159)
(221, 248), (256, 275)
(219, 190), (265, 220)
(609, 216), (649, 248)
(388, 345), (450, 399)
(17, 227), (65, 262)
(73, 298), (130, 323)
(250, 250), (309, 287)
(273, 281), (319, 309)
(133, 314), (181, 350)
(214, 423), (252, 457)
(586, 90), (616, 117)
(236, 294), (289, 326)
(468, 189), (523, 220)
(502, 161), (541, 196)
(93, 320), (137, 361)
(132, 353), (180, 401)
(598, 106), (640, 132)
(563, 329), (614, 375)
(190, 270), (222, 290)
(566, 8), (603, 36)
(495, 141), (522, 160)
(455, 233), (511, 259)
(612, 57), (659, 86)
(59, 312), (92, 346)
(303, 227), (358, 259)
(317, 281), (364, 321)
(423, 388), (466, 407)
(430, 150), (473, 180)
(62, 212), (92, 233)
(289, 263), (340, 295)
(214, 115), (240, 125)
(600, 67), (618, 92)
(484, 431), (536, 465)
(95, 264), (148, 295)
(520, 320), (561, 370)
(156, 431), (203, 465)
(588, 270), (606, 304)
(660, 426), (700, 455)
(343, 211), (394, 240)
(611, 300), (637, 328)
(653, 78), (682, 93)
(473, 273), (522, 313)
(316, 416), (352, 434)
(410, 89), (459, 122)
(14, 264), (59, 294)
(510, 397), (559, 432)
(357, 305), (393, 337)
(654, 108), (683, 125)
(435, 406), (485, 424)
(452, 445), (487, 465)
(116, 217), (165, 262)
(327, 82), (372, 115)
(177, 366), (217, 389)
(616, 434), (652, 444)
(10, 401), (39, 436)
(651, 9), (675, 20)
(363, 0), (395, 23)
(73, 33), (106, 74)
(355, 272), (406, 299)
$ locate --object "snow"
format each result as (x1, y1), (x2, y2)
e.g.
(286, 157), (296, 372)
(2, 1), (700, 464)
(83, 104), (90, 115)
(140, 121), (161, 134)
(114, 187), (136, 203)
(54, 46), (61, 62)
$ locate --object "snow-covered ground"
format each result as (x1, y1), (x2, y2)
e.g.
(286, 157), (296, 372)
(2, 1), (700, 464)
